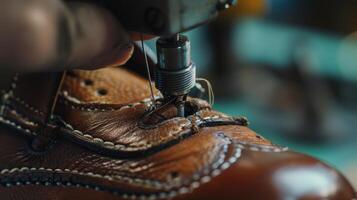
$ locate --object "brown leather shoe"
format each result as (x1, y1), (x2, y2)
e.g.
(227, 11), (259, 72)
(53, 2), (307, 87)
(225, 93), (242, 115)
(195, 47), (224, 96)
(0, 68), (355, 200)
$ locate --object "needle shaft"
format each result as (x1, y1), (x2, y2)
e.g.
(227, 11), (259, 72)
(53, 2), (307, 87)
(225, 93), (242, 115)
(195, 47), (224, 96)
(140, 34), (156, 108)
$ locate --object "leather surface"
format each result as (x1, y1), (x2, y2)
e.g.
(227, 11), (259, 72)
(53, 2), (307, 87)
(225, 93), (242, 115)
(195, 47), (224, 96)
(0, 67), (355, 200)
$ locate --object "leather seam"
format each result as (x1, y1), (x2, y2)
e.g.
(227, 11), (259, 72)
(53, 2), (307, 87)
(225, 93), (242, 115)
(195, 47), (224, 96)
(0, 139), (227, 189)
(0, 137), (242, 199)
(0, 107), (284, 153)
(58, 96), (149, 112)
(58, 116), (191, 150)
(0, 167), (156, 186)
(10, 96), (46, 116)
(0, 116), (38, 136)
(0, 105), (190, 151)
(0, 135), (288, 199)
(1, 105), (192, 151)
(8, 74), (18, 95)
(3, 74), (46, 116)
(235, 141), (288, 152)
(1, 74), (18, 114)
(57, 111), (249, 151)
(6, 108), (39, 126)
(59, 91), (158, 112)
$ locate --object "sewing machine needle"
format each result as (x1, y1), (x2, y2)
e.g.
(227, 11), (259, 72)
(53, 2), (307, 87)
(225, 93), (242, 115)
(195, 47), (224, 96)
(140, 34), (156, 109)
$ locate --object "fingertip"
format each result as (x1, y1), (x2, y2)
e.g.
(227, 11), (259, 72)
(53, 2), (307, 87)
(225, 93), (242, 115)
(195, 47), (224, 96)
(66, 3), (134, 69)
(79, 42), (134, 70)
(103, 42), (135, 67)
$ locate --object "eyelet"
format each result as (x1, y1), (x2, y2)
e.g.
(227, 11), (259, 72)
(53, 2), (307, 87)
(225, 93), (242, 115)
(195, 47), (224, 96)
(97, 88), (108, 96)
(83, 79), (94, 86)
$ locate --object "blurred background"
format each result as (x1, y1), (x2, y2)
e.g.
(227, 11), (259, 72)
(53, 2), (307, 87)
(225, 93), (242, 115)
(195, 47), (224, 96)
(146, 0), (357, 187)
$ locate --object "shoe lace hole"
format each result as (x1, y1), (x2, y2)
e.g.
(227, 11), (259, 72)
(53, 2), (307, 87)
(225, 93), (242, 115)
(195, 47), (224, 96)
(169, 171), (180, 179)
(83, 79), (94, 86)
(97, 88), (108, 96)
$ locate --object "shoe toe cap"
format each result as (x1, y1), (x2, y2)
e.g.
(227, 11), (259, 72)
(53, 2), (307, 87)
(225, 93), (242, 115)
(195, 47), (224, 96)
(180, 147), (356, 200)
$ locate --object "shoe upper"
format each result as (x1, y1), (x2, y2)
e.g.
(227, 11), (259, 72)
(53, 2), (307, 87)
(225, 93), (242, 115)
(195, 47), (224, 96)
(0, 67), (355, 200)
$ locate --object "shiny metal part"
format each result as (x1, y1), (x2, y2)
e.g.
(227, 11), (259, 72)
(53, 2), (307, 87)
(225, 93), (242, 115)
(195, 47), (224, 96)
(99, 0), (236, 36)
(175, 95), (186, 117)
(155, 34), (196, 117)
(140, 34), (156, 109)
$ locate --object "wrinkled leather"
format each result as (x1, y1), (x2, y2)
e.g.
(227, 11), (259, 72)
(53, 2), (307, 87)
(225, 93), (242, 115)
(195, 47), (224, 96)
(0, 67), (355, 200)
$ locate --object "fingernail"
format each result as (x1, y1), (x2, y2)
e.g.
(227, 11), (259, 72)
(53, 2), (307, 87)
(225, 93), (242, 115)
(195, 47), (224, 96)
(106, 43), (134, 67)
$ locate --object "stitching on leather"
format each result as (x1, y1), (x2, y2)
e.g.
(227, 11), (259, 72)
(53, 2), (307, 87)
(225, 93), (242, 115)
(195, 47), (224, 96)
(58, 97), (148, 112)
(0, 167), (151, 185)
(8, 74), (18, 95)
(0, 116), (38, 136)
(7, 108), (39, 126)
(61, 91), (82, 104)
(10, 97), (46, 116)
(1, 74), (46, 116)
(191, 112), (249, 128)
(0, 105), (274, 153)
(1, 74), (18, 112)
(0, 104), (250, 152)
(235, 141), (288, 153)
(0, 102), (215, 151)
(0, 149), (240, 200)
(203, 115), (221, 120)
(59, 91), (158, 112)
(58, 116), (190, 150)
(0, 134), (242, 199)
(0, 147), (226, 189)
(0, 137), (227, 190)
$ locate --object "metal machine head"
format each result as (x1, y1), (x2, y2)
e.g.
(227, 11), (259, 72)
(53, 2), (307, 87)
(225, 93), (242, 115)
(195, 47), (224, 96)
(91, 0), (237, 116)
(154, 34), (195, 116)
(98, 0), (237, 36)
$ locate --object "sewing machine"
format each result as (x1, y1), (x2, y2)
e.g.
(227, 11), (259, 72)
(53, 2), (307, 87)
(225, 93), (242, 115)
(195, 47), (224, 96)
(86, 0), (237, 116)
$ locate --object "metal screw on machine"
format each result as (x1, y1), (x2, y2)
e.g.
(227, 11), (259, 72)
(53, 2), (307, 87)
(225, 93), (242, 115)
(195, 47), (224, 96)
(154, 34), (196, 117)
(217, 0), (237, 10)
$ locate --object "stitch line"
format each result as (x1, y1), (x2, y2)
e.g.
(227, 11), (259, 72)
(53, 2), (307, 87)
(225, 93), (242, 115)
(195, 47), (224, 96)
(61, 90), (161, 105)
(11, 97), (46, 116)
(0, 116), (38, 136)
(0, 104), (235, 152)
(0, 105), (252, 152)
(58, 97), (149, 112)
(0, 167), (162, 187)
(0, 138), (242, 199)
(0, 105), (276, 154)
(5, 108), (39, 126)
(0, 138), (227, 190)
(1, 178), (172, 200)
(57, 114), (239, 151)
(59, 91), (158, 112)
(1, 74), (46, 116)
(234, 141), (288, 153)
(189, 113), (248, 128)
(8, 74), (19, 95)
(57, 116), (190, 151)
(1, 74), (18, 115)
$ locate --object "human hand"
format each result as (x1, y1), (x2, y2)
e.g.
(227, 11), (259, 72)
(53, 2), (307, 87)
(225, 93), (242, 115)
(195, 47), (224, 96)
(0, 0), (137, 72)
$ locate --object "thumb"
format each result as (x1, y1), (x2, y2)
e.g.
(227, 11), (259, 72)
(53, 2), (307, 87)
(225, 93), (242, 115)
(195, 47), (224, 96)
(66, 2), (134, 70)
(0, 0), (133, 72)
